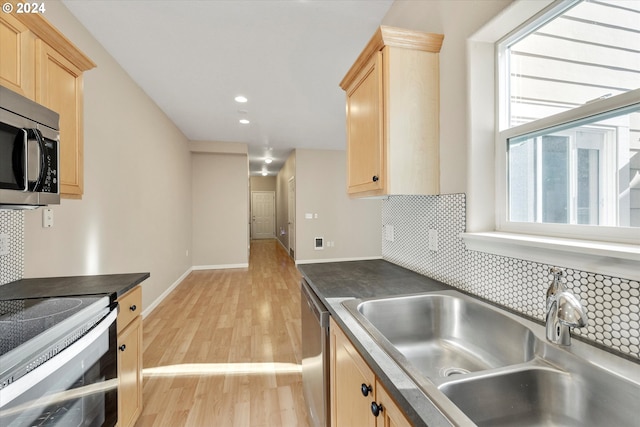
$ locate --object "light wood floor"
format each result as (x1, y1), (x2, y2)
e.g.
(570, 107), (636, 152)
(135, 239), (310, 427)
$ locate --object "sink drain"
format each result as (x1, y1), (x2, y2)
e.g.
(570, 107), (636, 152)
(441, 367), (470, 377)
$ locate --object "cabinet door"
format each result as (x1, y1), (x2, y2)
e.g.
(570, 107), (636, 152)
(36, 40), (84, 198)
(330, 318), (376, 427)
(117, 315), (143, 427)
(345, 51), (384, 196)
(375, 381), (412, 427)
(0, 14), (35, 99)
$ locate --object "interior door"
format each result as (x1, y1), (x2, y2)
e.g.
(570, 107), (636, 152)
(288, 177), (295, 258)
(251, 191), (275, 239)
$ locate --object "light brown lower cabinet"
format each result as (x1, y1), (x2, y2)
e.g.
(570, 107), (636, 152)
(116, 287), (143, 427)
(330, 317), (411, 427)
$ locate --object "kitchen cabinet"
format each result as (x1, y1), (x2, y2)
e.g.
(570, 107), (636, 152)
(0, 14), (35, 99)
(330, 318), (411, 427)
(340, 26), (443, 198)
(0, 8), (95, 198)
(116, 286), (143, 427)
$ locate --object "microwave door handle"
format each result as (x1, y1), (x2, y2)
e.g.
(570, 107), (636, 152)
(13, 129), (28, 191)
(26, 129), (45, 191)
(34, 129), (46, 191)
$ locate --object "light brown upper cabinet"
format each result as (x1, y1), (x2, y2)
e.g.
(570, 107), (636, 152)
(0, 13), (35, 99)
(340, 26), (443, 198)
(0, 9), (95, 198)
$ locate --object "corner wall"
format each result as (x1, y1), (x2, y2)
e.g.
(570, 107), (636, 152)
(192, 153), (249, 268)
(295, 149), (381, 263)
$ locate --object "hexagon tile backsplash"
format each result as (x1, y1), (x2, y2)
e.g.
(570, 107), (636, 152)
(382, 194), (640, 360)
(0, 210), (24, 286)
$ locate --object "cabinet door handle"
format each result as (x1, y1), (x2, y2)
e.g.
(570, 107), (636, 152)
(372, 175), (379, 182)
(119, 344), (126, 352)
(130, 304), (137, 312)
(371, 402), (383, 417)
(361, 383), (372, 397)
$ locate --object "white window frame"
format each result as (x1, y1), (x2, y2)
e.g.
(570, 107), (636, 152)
(496, 90), (640, 244)
(463, 0), (640, 281)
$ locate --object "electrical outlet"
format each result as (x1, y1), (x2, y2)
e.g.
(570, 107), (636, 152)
(428, 229), (438, 251)
(384, 224), (395, 242)
(0, 233), (9, 256)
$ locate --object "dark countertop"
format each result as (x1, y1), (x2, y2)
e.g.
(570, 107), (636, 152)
(0, 273), (150, 301)
(298, 259), (457, 427)
(298, 260), (449, 299)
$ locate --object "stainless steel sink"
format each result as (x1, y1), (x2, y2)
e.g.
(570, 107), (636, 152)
(439, 366), (639, 427)
(342, 290), (640, 426)
(345, 292), (538, 379)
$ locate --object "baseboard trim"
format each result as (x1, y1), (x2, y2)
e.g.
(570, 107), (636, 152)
(142, 267), (192, 319)
(192, 263), (249, 270)
(276, 238), (289, 254)
(295, 256), (382, 265)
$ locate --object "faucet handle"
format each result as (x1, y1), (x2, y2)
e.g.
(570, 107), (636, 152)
(549, 267), (565, 280)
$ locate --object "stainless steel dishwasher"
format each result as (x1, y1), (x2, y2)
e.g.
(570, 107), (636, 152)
(301, 279), (330, 427)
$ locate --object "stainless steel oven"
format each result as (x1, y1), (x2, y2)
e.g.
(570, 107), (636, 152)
(0, 296), (118, 427)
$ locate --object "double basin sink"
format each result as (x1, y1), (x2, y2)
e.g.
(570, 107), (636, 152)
(342, 290), (640, 426)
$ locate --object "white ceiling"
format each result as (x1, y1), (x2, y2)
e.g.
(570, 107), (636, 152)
(62, 0), (394, 176)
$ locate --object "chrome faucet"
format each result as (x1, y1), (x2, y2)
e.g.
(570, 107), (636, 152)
(545, 267), (588, 345)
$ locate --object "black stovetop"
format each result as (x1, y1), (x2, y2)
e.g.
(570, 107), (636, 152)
(0, 295), (106, 357)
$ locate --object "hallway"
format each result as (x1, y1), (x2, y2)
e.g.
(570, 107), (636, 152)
(136, 239), (310, 426)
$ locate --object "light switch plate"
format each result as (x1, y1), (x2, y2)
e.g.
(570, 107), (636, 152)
(0, 233), (9, 256)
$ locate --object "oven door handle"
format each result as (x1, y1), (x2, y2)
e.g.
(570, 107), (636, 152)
(0, 309), (117, 408)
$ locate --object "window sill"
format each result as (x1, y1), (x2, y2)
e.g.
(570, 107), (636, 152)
(461, 232), (640, 281)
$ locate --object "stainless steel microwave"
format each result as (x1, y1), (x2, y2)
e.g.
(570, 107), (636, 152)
(0, 86), (60, 209)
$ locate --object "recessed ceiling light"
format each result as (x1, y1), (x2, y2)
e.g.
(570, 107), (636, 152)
(239, 119), (250, 124)
(261, 171), (268, 176)
(265, 158), (273, 164)
(235, 95), (248, 103)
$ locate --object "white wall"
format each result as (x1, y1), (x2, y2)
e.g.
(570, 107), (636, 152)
(191, 153), (249, 268)
(382, 0), (513, 194)
(295, 149), (382, 263)
(22, 2), (192, 311)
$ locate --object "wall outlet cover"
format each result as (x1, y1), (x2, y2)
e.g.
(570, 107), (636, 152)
(384, 224), (395, 242)
(428, 229), (438, 251)
(314, 237), (324, 250)
(42, 208), (54, 228)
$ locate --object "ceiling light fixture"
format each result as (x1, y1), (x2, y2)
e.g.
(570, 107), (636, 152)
(265, 158), (273, 164)
(262, 171), (268, 176)
(239, 119), (250, 124)
(235, 95), (248, 103)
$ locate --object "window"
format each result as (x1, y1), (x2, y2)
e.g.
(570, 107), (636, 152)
(497, 0), (640, 242)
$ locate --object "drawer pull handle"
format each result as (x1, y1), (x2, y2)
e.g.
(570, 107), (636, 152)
(371, 402), (383, 417)
(119, 344), (126, 352)
(130, 304), (137, 312)
(361, 383), (372, 397)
